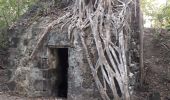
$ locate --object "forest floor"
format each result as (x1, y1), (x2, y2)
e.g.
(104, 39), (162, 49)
(133, 28), (170, 100)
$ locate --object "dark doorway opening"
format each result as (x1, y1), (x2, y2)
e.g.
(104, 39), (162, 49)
(51, 48), (69, 98)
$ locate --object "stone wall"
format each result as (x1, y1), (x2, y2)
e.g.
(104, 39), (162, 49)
(0, 0), (141, 99)
(4, 4), (102, 99)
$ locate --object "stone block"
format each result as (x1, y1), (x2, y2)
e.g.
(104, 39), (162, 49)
(7, 81), (16, 91)
(34, 80), (49, 91)
(23, 39), (28, 46)
(10, 37), (19, 48)
(0, 85), (9, 92)
(42, 69), (56, 79)
(34, 59), (49, 69)
(32, 27), (43, 37)
(0, 70), (11, 83)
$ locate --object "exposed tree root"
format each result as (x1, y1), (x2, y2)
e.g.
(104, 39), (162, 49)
(30, 12), (71, 58)
(31, 0), (133, 99)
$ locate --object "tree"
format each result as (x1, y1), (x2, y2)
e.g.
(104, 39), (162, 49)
(141, 0), (170, 29)
(31, 0), (133, 99)
(158, 0), (170, 30)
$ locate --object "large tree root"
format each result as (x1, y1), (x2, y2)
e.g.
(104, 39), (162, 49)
(31, 0), (132, 99)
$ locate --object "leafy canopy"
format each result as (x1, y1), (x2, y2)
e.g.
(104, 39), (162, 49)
(141, 0), (170, 29)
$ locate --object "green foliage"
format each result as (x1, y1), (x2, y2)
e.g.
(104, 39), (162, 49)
(0, 0), (37, 29)
(141, 0), (170, 30)
(141, 0), (158, 17)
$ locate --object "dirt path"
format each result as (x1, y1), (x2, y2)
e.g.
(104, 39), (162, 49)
(133, 28), (170, 100)
(144, 29), (170, 99)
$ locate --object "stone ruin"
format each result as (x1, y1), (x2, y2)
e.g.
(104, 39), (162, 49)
(0, 0), (142, 99)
